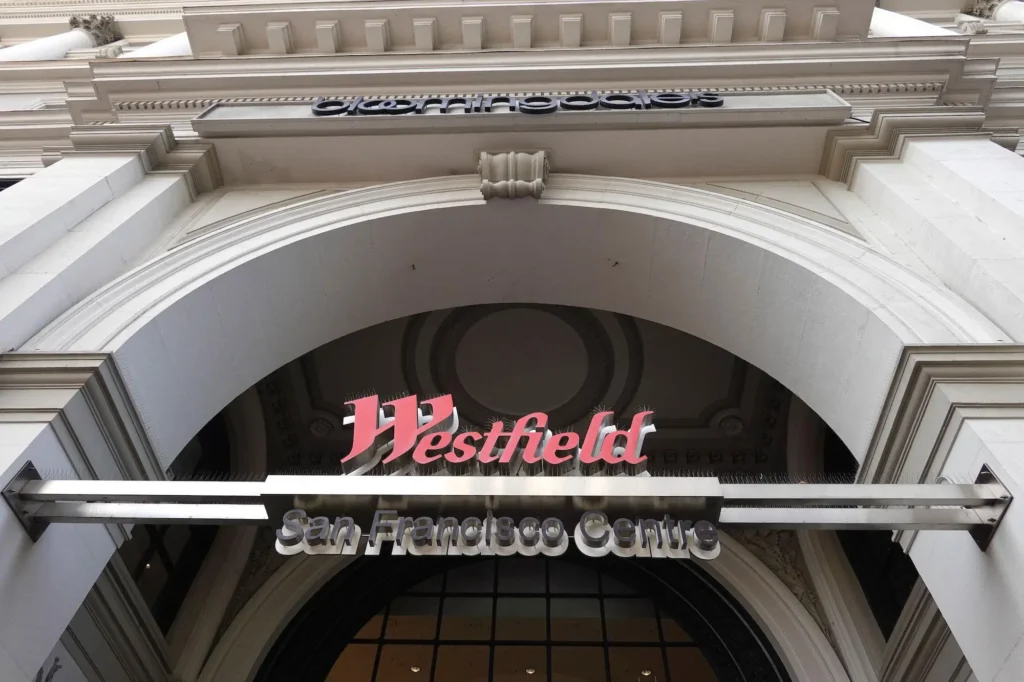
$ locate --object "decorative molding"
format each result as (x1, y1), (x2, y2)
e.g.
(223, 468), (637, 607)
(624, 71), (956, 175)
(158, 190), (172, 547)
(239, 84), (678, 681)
(659, 12), (682, 44)
(48, 123), (222, 198)
(69, 14), (122, 46)
(215, 23), (245, 56)
(0, 352), (163, 487)
(708, 9), (735, 43)
(956, 16), (989, 34)
(461, 16), (484, 49)
(95, 43), (124, 58)
(812, 8), (841, 41)
(314, 20), (340, 53)
(413, 17), (437, 51)
(984, 124), (1021, 149)
(759, 9), (788, 42)
(199, 547), (350, 682)
(820, 107), (990, 184)
(787, 398), (886, 681)
(110, 82), (946, 113)
(166, 389), (265, 680)
(860, 344), (1024, 488)
(193, 90), (848, 139)
(560, 14), (582, 48)
(609, 12), (632, 47)
(266, 21), (294, 55)
(364, 18), (389, 52)
(478, 150), (549, 200)
(511, 14), (532, 49)
(879, 581), (970, 682)
(729, 530), (831, 638)
(966, 0), (1002, 18)
(62, 557), (175, 682)
(704, 535), (851, 681)
(21, 175), (1003, 475)
(28, 174), (998, 364)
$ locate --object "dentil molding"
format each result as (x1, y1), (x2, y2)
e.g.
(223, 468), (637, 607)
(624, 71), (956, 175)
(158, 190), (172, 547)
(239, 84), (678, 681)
(109, 83), (948, 114)
(478, 151), (548, 200)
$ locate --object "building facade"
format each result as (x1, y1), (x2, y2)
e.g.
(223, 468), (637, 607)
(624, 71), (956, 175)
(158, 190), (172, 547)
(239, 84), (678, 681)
(2, 0), (1024, 681)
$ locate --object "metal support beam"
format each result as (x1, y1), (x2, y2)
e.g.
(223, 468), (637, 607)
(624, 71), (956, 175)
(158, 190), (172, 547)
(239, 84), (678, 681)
(718, 507), (989, 530)
(4, 466), (1012, 549)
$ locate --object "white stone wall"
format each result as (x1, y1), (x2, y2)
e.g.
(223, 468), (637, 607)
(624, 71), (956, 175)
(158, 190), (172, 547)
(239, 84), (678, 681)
(1, 132), (1024, 681)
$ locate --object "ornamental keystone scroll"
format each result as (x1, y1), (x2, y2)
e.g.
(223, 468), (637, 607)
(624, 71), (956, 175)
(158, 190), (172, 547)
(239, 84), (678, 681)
(478, 151), (549, 200)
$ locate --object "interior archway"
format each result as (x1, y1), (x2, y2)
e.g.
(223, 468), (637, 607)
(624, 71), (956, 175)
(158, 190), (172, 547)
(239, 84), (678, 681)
(26, 175), (1006, 471)
(184, 303), (852, 682)
(255, 553), (790, 682)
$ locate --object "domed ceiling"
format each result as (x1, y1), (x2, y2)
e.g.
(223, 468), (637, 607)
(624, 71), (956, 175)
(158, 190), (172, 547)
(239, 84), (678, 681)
(256, 304), (790, 477)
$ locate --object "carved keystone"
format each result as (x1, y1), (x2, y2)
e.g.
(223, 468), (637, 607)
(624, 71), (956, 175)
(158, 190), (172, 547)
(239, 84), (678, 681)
(478, 151), (549, 200)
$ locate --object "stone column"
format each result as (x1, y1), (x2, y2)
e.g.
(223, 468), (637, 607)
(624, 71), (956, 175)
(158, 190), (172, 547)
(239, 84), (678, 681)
(0, 15), (120, 62)
(121, 32), (191, 58)
(869, 7), (958, 36)
(992, 0), (1024, 21)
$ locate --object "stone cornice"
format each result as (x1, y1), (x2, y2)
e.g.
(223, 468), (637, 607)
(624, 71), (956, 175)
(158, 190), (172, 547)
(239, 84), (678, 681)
(820, 107), (991, 183)
(180, 0), (873, 56)
(0, 352), (163, 493)
(42, 123), (222, 196)
(192, 89), (851, 139)
(89, 38), (972, 81)
(110, 82), (947, 113)
(859, 344), (1024, 487)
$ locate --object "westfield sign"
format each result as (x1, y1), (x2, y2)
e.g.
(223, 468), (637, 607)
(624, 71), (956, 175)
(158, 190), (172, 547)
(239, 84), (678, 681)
(340, 394), (655, 475)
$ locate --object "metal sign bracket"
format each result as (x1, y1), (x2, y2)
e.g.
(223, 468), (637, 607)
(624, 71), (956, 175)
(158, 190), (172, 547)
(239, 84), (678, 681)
(970, 464), (1012, 551)
(2, 461), (48, 542)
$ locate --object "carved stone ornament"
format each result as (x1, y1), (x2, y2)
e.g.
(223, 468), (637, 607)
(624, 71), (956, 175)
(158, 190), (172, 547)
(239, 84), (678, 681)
(727, 529), (833, 644)
(96, 44), (124, 58)
(478, 151), (549, 200)
(965, 0), (1002, 18)
(69, 15), (122, 46)
(308, 417), (334, 438)
(956, 17), (989, 34)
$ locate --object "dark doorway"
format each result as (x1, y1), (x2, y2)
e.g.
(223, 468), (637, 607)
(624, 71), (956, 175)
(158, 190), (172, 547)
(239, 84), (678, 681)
(255, 550), (789, 682)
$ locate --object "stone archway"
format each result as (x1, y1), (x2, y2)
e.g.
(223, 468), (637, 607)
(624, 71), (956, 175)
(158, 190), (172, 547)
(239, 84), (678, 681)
(24, 174), (1006, 470)
(199, 534), (847, 682)
(6, 173), (1008, 682)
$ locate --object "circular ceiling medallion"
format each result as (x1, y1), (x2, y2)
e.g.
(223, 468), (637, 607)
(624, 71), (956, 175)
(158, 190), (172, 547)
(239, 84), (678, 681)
(427, 305), (618, 428)
(454, 307), (588, 415)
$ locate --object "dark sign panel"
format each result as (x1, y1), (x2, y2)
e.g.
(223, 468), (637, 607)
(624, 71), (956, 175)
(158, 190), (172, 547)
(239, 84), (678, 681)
(311, 90), (725, 116)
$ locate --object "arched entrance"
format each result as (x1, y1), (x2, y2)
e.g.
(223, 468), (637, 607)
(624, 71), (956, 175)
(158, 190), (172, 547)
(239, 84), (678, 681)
(18, 175), (1005, 682)
(188, 304), (852, 682)
(26, 175), (1005, 469)
(256, 552), (788, 682)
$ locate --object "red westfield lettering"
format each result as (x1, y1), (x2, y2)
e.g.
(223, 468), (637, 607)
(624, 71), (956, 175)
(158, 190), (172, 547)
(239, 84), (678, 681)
(340, 394), (655, 472)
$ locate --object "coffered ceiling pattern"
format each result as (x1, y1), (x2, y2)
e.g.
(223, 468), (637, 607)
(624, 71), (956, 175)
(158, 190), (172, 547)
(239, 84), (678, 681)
(256, 305), (790, 477)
